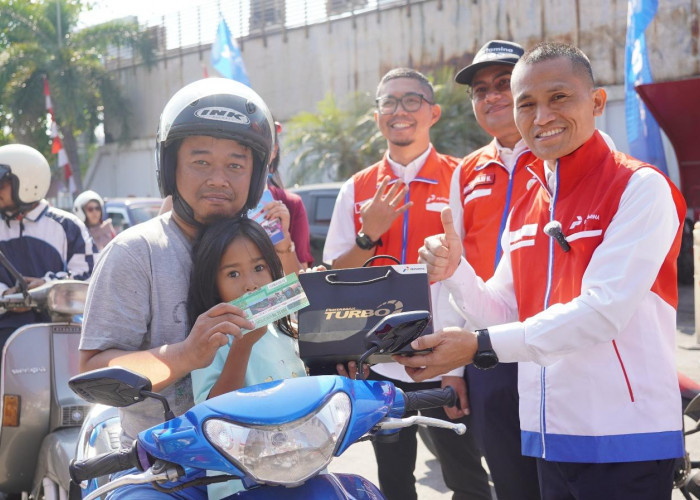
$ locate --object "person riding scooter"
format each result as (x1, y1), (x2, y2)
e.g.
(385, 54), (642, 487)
(78, 78), (275, 499)
(73, 189), (116, 251)
(0, 144), (95, 352)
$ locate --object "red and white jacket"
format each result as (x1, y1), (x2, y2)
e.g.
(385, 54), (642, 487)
(351, 148), (456, 265)
(436, 132), (686, 462)
(450, 139), (537, 280)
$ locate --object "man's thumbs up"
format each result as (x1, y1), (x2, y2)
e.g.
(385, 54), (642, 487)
(418, 207), (464, 283)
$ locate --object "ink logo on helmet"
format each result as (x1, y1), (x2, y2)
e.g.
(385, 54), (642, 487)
(194, 107), (250, 125)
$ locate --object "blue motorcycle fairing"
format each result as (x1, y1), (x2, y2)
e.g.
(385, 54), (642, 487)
(225, 472), (384, 499)
(136, 376), (398, 473)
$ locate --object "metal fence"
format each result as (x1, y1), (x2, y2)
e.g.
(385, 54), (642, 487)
(111, 0), (433, 60)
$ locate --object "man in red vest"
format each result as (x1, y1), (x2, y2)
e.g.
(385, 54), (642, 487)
(397, 42), (685, 499)
(324, 68), (490, 500)
(449, 40), (540, 500)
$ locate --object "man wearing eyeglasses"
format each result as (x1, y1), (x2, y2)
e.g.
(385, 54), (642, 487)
(447, 40), (542, 500)
(324, 68), (491, 500)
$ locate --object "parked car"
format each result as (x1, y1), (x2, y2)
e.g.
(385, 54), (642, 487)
(104, 197), (163, 233)
(289, 182), (342, 266)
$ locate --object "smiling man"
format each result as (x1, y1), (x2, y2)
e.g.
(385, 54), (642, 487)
(397, 42), (686, 500)
(324, 68), (490, 500)
(79, 78), (276, 499)
(447, 40), (541, 500)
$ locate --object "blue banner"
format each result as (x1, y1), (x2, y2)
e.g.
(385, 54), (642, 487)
(211, 18), (251, 86)
(625, 0), (667, 174)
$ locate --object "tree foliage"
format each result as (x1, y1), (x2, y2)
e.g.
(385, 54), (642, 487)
(0, 0), (155, 192)
(283, 67), (491, 184)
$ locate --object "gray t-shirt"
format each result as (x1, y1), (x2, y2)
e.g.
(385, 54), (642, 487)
(79, 212), (194, 446)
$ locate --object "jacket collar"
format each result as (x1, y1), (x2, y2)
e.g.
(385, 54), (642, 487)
(526, 131), (609, 198)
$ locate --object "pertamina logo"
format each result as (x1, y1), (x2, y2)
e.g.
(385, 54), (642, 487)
(194, 107), (250, 125)
(324, 300), (404, 320)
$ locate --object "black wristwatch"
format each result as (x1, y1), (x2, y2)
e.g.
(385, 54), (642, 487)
(473, 329), (499, 370)
(355, 231), (382, 250)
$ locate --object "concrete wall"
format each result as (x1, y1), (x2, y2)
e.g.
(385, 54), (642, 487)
(86, 0), (699, 196)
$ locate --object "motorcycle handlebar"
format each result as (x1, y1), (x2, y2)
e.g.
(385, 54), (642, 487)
(402, 386), (457, 413)
(70, 446), (141, 484)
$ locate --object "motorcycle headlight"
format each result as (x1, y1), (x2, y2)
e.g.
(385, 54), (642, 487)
(203, 391), (351, 486)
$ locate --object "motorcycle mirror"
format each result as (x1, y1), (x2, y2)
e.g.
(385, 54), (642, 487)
(0, 249), (28, 298)
(69, 367), (153, 407)
(363, 310), (431, 354)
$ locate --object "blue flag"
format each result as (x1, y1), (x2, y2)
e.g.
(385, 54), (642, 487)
(625, 0), (667, 174)
(211, 19), (250, 86)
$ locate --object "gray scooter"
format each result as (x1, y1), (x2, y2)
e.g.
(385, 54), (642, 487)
(0, 251), (90, 500)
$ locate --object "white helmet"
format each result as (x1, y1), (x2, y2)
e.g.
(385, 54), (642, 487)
(0, 144), (51, 207)
(73, 190), (105, 223)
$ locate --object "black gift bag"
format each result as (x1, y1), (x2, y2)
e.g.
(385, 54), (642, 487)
(297, 256), (433, 373)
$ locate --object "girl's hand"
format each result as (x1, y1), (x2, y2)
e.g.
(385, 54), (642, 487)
(300, 265), (327, 273)
(263, 199), (290, 233)
(336, 361), (370, 380)
(184, 302), (254, 370)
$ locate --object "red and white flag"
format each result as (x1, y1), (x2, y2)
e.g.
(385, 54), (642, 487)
(43, 77), (76, 194)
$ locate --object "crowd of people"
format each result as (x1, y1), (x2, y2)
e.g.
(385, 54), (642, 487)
(0, 39), (686, 500)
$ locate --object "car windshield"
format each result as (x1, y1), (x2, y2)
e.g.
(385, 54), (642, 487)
(130, 204), (161, 224)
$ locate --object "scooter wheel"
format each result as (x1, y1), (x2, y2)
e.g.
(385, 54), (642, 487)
(686, 470), (700, 498)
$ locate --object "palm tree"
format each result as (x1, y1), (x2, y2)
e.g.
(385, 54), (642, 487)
(0, 0), (155, 192)
(283, 68), (491, 184)
(284, 92), (386, 185)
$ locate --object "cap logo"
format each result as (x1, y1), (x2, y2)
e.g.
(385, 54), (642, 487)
(486, 47), (515, 53)
(195, 107), (250, 125)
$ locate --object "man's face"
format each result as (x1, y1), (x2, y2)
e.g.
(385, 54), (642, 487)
(374, 77), (440, 148)
(0, 177), (15, 211)
(470, 64), (520, 141)
(511, 57), (606, 163)
(175, 135), (254, 225)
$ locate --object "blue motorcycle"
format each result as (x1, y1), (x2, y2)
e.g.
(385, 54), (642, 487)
(68, 311), (466, 499)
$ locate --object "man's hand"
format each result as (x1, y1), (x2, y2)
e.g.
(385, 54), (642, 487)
(392, 327), (478, 382)
(442, 375), (470, 419)
(336, 360), (370, 380)
(182, 302), (255, 371)
(26, 277), (46, 290)
(418, 207), (463, 282)
(359, 177), (413, 240)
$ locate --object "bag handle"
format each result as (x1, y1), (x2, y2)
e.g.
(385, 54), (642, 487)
(324, 255), (400, 285)
(362, 255), (400, 267)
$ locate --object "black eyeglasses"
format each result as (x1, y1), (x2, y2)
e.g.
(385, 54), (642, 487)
(469, 75), (512, 101)
(375, 92), (434, 115)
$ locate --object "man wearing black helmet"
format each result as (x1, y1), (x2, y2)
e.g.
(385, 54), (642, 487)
(78, 79), (275, 499)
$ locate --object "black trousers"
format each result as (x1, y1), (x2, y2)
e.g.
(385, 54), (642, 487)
(369, 371), (492, 500)
(536, 457), (675, 500)
(466, 362), (541, 500)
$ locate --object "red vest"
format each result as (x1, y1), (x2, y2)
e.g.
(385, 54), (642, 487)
(353, 148), (457, 265)
(508, 132), (686, 320)
(458, 141), (539, 280)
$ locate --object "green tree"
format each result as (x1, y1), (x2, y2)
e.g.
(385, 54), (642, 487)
(284, 67), (491, 184)
(284, 92), (385, 185)
(0, 0), (155, 193)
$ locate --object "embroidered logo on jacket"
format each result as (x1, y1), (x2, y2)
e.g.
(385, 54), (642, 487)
(425, 194), (449, 212)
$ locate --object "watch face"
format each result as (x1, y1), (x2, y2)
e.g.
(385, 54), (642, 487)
(474, 352), (498, 370)
(356, 233), (375, 250)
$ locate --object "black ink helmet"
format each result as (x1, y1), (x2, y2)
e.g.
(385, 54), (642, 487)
(156, 78), (275, 222)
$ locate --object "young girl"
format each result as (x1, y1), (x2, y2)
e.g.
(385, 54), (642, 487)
(188, 216), (306, 404)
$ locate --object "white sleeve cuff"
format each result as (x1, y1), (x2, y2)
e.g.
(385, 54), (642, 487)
(488, 322), (529, 364)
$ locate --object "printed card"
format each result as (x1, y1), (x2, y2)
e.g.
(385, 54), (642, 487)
(247, 189), (284, 244)
(229, 273), (309, 334)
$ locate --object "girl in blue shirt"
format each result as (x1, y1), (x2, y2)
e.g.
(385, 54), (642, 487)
(187, 217), (306, 404)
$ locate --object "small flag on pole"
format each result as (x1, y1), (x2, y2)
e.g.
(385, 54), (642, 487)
(211, 18), (250, 86)
(43, 77), (76, 193)
(625, 0), (667, 174)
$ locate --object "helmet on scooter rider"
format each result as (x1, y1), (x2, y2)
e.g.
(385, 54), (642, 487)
(0, 144), (51, 212)
(156, 78), (275, 224)
(72, 190), (105, 224)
